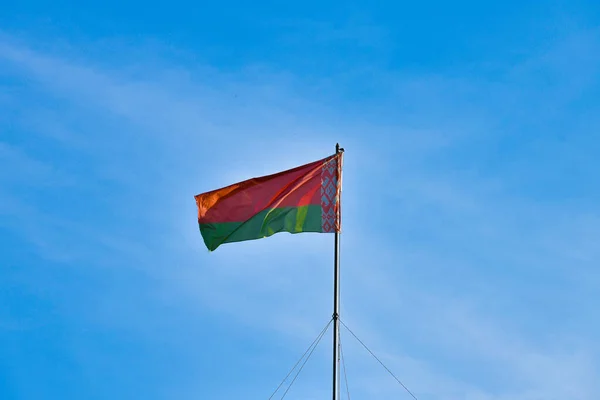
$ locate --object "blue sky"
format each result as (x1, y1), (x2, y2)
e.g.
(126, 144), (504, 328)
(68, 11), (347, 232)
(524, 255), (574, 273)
(1, 1), (600, 399)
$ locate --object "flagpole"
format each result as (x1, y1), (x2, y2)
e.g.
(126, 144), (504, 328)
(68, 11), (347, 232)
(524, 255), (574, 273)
(332, 143), (342, 400)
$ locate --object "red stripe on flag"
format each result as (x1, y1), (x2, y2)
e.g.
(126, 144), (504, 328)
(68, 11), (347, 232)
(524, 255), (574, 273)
(195, 155), (335, 224)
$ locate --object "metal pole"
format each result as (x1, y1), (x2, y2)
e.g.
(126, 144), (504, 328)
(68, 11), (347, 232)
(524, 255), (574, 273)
(332, 143), (342, 400)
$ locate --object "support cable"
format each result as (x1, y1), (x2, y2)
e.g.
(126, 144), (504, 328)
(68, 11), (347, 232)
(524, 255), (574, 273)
(339, 335), (351, 400)
(339, 319), (418, 400)
(268, 318), (333, 400)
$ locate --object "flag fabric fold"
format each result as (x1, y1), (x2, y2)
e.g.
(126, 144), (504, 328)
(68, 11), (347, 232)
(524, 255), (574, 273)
(195, 152), (343, 251)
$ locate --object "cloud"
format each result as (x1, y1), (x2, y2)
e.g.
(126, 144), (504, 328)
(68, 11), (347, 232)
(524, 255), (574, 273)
(1, 25), (599, 399)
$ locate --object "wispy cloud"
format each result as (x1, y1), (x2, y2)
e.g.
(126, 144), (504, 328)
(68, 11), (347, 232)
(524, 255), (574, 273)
(1, 24), (599, 399)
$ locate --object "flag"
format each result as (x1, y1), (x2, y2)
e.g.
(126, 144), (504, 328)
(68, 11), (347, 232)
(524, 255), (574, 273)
(195, 152), (343, 251)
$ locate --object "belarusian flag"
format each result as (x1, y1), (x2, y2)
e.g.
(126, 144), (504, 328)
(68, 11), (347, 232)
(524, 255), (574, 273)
(195, 152), (343, 251)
